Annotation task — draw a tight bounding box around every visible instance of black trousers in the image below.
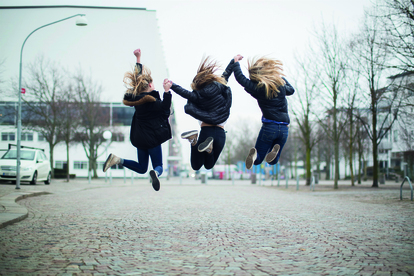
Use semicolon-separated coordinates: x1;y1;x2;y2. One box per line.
190;126;226;170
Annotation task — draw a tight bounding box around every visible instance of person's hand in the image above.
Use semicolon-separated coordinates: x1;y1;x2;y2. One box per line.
234;54;243;63
163;78;172;92
134;49;141;63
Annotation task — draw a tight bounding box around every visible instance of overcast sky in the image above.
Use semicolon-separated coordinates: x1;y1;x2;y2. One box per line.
0;0;373;162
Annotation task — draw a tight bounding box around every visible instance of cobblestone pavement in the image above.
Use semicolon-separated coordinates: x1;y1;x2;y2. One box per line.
0;178;413;275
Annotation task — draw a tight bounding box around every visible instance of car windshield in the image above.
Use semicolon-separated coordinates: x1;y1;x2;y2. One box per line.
1;150;35;160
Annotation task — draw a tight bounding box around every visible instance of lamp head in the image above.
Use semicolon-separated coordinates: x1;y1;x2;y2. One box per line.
103;130;112;140
76;15;88;26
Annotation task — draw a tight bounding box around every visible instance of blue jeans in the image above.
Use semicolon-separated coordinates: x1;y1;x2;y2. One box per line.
122;145;163;176
254;123;288;165
191;126;226;170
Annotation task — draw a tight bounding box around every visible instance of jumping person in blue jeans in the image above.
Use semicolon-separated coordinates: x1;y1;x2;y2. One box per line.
165;57;233;170
103;49;172;191
227;54;295;169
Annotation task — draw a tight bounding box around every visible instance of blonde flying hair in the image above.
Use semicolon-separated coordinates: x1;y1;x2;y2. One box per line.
248;57;286;99
123;66;153;95
191;56;227;91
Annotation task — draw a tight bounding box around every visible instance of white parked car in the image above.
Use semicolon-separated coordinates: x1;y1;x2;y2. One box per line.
0;148;52;185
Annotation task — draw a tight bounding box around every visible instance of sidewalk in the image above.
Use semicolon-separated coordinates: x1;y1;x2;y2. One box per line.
1;176;412;229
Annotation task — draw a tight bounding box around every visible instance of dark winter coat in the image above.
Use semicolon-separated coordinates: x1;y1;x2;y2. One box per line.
123;89;172;150
231;61;295;124
171;81;232;125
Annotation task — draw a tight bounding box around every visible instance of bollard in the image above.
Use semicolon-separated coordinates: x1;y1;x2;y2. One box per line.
400;176;413;201
251;173;257;184
296;174;299;190
201;173;206;184
310;176;315;191
285;169;288;189
278;172;280;187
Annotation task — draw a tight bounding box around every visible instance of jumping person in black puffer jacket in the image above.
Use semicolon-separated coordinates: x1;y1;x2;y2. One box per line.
166;57;233;171
226;54;295;170
103;48;172;191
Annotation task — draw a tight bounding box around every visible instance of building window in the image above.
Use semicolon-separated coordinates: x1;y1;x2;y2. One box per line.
38;133;45;141
111;133;125;142
393;130;398;142
21;132;33;141
55;161;67;169
74;161;88;170
1;132;15;141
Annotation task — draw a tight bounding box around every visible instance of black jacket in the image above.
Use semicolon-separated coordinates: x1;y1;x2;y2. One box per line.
171;81;232;125
231;61;295;124
123;64;172;149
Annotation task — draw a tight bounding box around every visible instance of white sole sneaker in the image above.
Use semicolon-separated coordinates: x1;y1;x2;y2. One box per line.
265;144;280;163
150;170;160;191
198;137;214;153
103;154;114;172
181;130;198;139
245;148;257;170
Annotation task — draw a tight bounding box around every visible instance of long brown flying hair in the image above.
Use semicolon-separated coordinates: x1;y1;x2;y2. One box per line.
123;66;153;95
191;56;227;90
248;57;285;99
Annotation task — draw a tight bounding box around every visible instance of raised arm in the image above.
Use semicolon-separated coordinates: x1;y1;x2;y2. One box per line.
170;83;200;102
233;61;259;95
221;59;235;82
133;48;143;75
282;77;295;96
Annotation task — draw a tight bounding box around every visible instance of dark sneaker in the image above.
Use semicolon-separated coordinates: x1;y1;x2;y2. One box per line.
181;130;198;146
103;153;121;172
245;148;257;170
150;170;160;191
265;144;280;163
198;137;214;153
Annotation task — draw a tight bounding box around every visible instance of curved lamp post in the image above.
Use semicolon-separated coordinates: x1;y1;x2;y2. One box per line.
16;14;88;189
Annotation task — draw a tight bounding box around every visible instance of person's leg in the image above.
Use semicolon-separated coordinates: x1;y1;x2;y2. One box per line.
204;127;225;170
268;125;289;165
253;123;278;165
122;148;149;174
148;145;163;176
190;128;208;170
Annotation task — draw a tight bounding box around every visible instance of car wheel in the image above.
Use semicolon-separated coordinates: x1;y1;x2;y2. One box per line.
30;171;37;185
44;172;51;185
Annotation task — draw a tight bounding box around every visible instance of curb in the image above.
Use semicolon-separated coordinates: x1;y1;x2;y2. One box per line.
0;191;51;229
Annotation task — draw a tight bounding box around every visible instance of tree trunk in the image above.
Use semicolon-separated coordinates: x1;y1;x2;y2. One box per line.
349;115;355;186
333;93;339;189
49;143;55;178
66;140;70;182
305;145;311;186
357;147;362;184
371;88;378;188
372;141;379;187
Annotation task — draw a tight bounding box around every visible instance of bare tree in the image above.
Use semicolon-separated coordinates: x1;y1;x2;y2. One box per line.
20;56;68;175
313;22;348;189
375;0;414;73
57;90;82;182
73;71;109;178
351;10;401;187
291;53;322;185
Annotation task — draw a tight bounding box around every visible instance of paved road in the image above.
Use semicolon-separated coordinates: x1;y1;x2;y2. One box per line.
0;178;413;275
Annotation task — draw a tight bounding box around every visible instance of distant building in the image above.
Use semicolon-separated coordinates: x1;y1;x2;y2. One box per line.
0;101;182;179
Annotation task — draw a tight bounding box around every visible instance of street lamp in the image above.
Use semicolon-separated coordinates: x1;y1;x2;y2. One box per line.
16;14;88;189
